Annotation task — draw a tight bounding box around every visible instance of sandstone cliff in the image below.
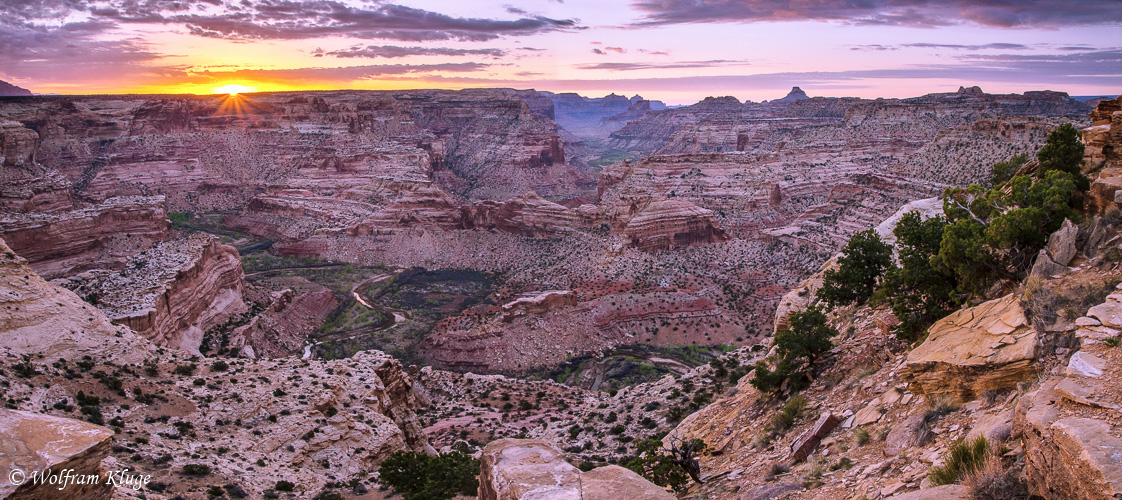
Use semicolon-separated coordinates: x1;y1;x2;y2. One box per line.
0;196;168;279
54;234;248;354
0;236;149;363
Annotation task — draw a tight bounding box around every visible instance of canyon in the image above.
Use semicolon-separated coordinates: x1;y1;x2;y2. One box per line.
0;86;1114;499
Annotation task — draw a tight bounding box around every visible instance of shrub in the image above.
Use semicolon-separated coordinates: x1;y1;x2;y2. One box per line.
181;464;212;476
771;395;807;433
853;427;870;446
819;229;892;308
625;437;706;491
378;450;479;500
964;451;1028;500
989;154;1028;188
929;437;988;486
274;480;295;492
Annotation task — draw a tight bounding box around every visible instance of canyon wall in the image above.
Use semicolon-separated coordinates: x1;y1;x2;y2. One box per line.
54;234;249;354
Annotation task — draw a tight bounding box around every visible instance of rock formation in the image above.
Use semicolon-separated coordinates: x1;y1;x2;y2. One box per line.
0;409;115;500
0;196;168;279
0;236;149;363
0;80;33;96
230;288;337;358
478;439;672;500
1085;96;1122;213
901;295;1039;402
54;234;249;354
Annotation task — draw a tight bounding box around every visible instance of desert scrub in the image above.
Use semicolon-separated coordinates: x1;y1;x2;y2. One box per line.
853;426;870;446
771;395;808;433
929;436;989;485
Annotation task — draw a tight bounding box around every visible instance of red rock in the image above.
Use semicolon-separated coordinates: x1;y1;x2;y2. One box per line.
789;412;841;462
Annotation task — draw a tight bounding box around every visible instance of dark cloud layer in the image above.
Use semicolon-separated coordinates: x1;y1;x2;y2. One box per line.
632;0;1122;28
318;45;506;58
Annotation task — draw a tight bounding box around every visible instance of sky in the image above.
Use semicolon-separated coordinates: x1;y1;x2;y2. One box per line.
2;0;1121;104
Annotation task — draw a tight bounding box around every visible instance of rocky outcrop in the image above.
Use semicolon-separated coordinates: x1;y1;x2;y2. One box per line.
773;86;809;103
500;290;576;323
621;199;729;252
0;196;168;278
0;120;37;167
0;409;114;500
1086;96;1122;214
478;439;672;500
788;412;840;461
901;294;1039;401
464;192;600;237
0;80;32;97
230;288;337;358
1017;379;1122;500
0;237;149;363
54;234;248;353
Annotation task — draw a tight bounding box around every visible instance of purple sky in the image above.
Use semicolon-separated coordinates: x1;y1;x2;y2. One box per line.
2;0;1120;103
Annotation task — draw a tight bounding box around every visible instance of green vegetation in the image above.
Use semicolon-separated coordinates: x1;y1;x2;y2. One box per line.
929;436;989;486
881;212;956;340
377;450;479;500
989;153;1028;188
625;437;707;491
770;395;808;433
750;308;837;394
168;211;194;231
935;125;1084;294
819;229;893;308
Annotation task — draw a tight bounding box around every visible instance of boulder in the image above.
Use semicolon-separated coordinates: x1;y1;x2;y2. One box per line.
1030;249;1070;278
1017;379;1122;500
479;439;581;500
789;412;841;461
479;439;672;500
739;481;803;500
901;294;1039;402
1046;218;1078;266
884;413;928;456
579;465;674;500
0;409;115;499
1067;351;1107;378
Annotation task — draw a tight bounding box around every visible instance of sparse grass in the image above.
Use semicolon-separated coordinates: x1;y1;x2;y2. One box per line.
1106;337;1121;348
930;436;989;486
1021;276;1121;332
771;395;808;433
853;426;870;446
801;456;827;488
926;394;960;419
964;451;1028;500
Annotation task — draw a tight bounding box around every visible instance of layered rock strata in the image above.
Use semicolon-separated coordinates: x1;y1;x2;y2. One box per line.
54;234;248;353
0;196;168;279
0;237;149;363
901;294;1039;402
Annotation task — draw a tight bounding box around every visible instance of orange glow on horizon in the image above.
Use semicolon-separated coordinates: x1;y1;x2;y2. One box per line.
211;84;258;95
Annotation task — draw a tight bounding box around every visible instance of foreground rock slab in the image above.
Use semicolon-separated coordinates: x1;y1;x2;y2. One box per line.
479;438;672;500
901;294;1038;401
0;409;115;500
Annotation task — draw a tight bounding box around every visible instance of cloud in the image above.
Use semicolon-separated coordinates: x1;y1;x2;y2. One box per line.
592;48;606;55
575;60;747;71
189;62;491;84
6;1;578;43
320;45;506;58
904;42;1028;50
604;46;626;53
631;0;1122;28
852;42;1028;51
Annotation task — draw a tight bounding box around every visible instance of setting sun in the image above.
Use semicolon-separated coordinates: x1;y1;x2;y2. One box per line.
211;84;257;95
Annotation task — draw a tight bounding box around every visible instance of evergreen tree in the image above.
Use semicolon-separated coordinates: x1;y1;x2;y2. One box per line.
1037;123;1086;182
750;308;837;394
818;229;893;308
882;212;956;340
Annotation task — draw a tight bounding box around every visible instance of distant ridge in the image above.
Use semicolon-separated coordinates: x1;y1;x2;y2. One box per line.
0;80;32;96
